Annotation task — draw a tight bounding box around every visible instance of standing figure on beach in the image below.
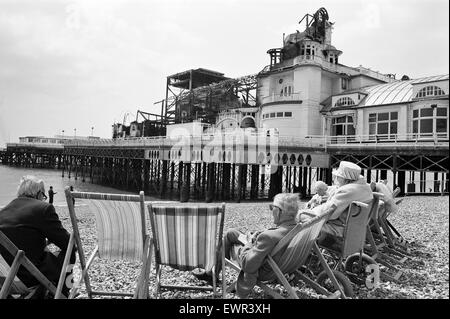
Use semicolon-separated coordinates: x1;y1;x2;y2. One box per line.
0;175;76;298
69;186;75;206
48;186;57;205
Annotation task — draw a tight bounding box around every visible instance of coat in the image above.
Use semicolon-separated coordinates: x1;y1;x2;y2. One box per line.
0;196;76;286
235;220;297;298
313;177;373;237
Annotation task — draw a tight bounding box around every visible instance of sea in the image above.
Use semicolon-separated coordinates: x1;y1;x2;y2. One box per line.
0;165;137;208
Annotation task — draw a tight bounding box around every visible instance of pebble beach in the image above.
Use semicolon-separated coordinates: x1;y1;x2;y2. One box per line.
54;195;449;299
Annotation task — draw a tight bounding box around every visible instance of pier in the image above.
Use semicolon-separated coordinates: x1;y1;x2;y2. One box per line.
1;133;448;202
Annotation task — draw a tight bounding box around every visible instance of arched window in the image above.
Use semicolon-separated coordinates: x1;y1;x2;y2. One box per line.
415;86;446;98
334;97;355;107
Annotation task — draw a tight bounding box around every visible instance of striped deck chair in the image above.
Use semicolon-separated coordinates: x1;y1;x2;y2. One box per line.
365;193;407;283
378;188;411;253
225;208;349;299
147;203;226;298
65;187;152;299
369;191;409;263
0;230;70;299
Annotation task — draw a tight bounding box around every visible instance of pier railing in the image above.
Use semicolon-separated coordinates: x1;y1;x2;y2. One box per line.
61;132;449;150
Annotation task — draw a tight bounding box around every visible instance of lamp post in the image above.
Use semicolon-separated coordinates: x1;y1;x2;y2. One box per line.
91;126;94;137
74;128;77;139
62;130;65;138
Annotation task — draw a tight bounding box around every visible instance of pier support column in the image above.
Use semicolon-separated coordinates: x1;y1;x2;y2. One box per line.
222;163;231;200
250;164;259;199
159;160;168;199
236;164;244;203
366;169;372;183
180;162;190;202
380;170;387;181
269;165;282;200
302;167;308;199
206;163;215;203
433;172;440;193
397;171;406;196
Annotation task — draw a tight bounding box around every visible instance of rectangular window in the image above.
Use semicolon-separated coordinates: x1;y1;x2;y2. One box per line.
377;123;389;135
369;114;376;122
270;113;275;118
413;120;418;133
436;119;447;132
277;112;283;117
341;78;348;90
437;108;447;116
390;112;398;120
369;123;376;135
420;119;433;133
284;112;292;117
390;122;398;134
420;108;433;117
378;113;389;121
347;124;355;135
413;110;419;118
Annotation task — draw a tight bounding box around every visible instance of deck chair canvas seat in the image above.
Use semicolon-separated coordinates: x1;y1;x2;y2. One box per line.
0;230;70;299
147;203;226;298
377;188;411;253
65;187;151;299
225;207;349;299
364;193;407;283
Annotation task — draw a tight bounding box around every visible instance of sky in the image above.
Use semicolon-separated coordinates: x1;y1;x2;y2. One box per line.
0;0;448;147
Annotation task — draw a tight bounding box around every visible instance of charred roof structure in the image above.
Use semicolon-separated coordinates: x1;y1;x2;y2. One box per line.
163;68;257;125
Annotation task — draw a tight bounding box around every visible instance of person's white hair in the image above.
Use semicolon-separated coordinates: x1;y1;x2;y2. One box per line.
272;193;299;218
17;175;45;198
314;181;328;193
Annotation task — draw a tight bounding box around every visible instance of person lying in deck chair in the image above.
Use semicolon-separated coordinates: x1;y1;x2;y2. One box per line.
193;193;299;298
0;176;76;298
297;161;373;243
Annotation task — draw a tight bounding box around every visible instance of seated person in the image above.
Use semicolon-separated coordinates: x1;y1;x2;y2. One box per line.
193;193;299;298
0;175;76;298
370;181;398;215
305;181;329;209
298;161;373;243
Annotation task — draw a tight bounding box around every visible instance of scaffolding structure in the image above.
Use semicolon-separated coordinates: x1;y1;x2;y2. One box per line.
164;68;258;125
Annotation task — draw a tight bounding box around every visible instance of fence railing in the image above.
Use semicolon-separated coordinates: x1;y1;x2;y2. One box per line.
59;132;449;149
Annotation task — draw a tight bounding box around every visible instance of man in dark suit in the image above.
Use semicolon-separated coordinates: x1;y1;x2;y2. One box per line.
0;176;76;298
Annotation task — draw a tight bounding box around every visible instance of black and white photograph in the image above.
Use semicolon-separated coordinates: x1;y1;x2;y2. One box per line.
0;0;448;308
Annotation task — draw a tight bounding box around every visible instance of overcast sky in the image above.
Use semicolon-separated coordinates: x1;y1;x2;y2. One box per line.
0;0;448;147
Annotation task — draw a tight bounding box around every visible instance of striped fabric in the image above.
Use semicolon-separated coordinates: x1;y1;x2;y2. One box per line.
266;210;331;281
276;218;327;275
86;200;144;262
0;254;28;293
150;206;220;272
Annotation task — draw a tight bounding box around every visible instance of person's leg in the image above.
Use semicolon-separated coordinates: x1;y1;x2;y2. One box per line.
39;250;73;297
194;228;244;281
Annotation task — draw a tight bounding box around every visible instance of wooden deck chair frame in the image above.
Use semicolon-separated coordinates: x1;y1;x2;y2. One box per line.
316;200;376;288
365;193;407;283
370;191;410;261
378;188;411;253
147;203;226;299
65;187;152;299
225;208;348;299
0;230;71;299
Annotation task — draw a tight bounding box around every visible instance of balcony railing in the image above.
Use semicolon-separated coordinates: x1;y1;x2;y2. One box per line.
260;92;303;105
